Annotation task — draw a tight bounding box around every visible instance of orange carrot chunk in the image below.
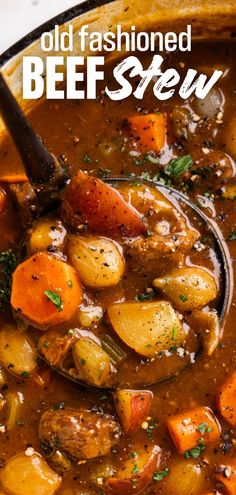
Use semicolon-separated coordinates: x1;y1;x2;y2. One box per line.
218;372;236;426
11;252;82;329
63;171;147;237
129;113;167;152
166;406;221;455
215;460;236;495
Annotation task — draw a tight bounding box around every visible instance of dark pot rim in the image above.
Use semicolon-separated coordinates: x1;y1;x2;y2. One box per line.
0;0;114;68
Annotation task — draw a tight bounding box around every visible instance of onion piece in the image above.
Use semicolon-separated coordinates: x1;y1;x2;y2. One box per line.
194;88;224;118
0;325;37;377
73;337;112;387
164;460;205;495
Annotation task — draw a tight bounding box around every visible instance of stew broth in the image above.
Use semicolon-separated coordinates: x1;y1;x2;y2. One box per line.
0;40;235;495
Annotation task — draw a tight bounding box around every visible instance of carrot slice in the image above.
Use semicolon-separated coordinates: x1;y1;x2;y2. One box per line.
0;188;7;213
215;460;236;495
0;174;28;183
11;252;82;329
63;171;147;237
129;113;167;152
218;372;236;426
166;406;221;454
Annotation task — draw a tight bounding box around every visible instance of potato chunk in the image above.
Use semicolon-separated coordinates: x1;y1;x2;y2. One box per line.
153;267;217;311
0;452;61;495
114;389;153;434
104;444;161;495
0;324;37;377
67;235;125;289
107;301;185;358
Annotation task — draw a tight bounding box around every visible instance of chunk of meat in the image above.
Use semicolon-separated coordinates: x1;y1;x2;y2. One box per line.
125;223;199;267
9;182;40;227
38;330;78;367
189;309;221;356
119;183;200;266
39;408;121;460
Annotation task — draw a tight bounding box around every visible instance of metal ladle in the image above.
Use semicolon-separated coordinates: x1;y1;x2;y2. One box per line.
0;71;232;387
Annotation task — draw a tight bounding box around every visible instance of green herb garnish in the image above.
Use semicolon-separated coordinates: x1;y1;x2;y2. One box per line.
51;401;65;411
83;154;93;163
21;371;29;378
179;294;188;302
185;445;205;459
132;464;139;474
229;231;236;241
135;290;155;302
165;155;193;178
197;422;213;435
129;451;140;459
146;419;158;439
45;289;63;312
98;167;111;178
145;154;159;164
172;326;178;341
0;250;17;311
153;468;170;481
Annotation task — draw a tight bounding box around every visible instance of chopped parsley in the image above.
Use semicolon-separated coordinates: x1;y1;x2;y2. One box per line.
172;326;178;341
0;250;18;311
153;468;170;482
185;444;205;459
185;422;213;459
98;167;111;178
145;154;159;164
165;155;193;178
229;231;236;241
129;451;140;459
83;154;93;163
135;290;155;302
132;464;139;475
51;401;65;411
17;419;25;427
146;418;158;439
179;294;188;302
21;371;29;378
45;289;63;312
197;422;213;435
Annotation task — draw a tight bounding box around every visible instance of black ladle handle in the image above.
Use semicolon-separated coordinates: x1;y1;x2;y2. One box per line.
0;72;65;189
